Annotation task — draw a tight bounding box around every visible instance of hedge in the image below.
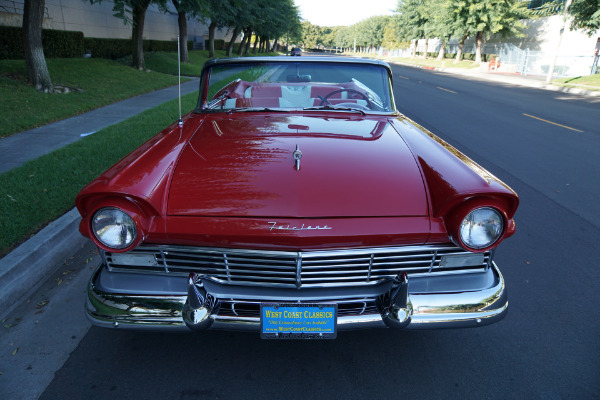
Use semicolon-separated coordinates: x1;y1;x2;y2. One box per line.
0;26;193;60
84;38;193;59
0;26;84;59
206;39;226;50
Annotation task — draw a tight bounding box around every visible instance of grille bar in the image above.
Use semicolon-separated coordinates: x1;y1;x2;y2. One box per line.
105;244;492;288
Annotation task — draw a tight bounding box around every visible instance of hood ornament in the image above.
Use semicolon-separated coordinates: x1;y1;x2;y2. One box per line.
293;145;302;171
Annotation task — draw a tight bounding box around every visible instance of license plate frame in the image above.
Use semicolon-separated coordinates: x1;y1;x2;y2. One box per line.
260;303;337;339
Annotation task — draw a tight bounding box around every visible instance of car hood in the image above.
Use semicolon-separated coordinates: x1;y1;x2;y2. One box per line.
167;114;428;218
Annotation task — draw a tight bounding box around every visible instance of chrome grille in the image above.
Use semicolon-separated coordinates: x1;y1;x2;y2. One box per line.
104;245;492;288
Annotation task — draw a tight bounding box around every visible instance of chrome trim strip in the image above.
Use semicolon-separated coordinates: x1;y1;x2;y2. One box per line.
428;250;437;273
100;249;110;272
487;248;495;270
295;252;302;288
223;254;231;282
158;250;168;273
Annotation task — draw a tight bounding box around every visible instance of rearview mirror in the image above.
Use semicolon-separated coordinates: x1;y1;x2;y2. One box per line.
286;74;312;83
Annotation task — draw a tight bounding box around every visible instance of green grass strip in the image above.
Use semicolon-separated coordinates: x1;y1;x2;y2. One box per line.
0;58;186;138
553;73;600;91
387;57;480;69
0;93;198;257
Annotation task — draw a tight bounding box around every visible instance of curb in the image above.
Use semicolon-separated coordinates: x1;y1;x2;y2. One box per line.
390;61;600;98
0;207;87;318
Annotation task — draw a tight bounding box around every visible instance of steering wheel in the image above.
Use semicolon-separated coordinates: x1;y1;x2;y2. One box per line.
319;89;372;108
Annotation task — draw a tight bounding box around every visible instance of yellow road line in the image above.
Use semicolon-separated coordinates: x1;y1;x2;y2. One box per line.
436;86;456;94
522;113;583;133
398;75;409;80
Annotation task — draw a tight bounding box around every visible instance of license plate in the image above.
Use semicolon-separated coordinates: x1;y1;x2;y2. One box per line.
260;304;337;339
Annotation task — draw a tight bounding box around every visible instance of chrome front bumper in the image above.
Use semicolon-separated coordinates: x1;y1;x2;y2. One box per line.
85;262;508;332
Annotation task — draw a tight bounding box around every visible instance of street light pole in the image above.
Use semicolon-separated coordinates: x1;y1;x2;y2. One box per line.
286;31;289;56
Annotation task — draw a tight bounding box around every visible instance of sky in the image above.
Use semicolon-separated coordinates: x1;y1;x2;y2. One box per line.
294;0;398;27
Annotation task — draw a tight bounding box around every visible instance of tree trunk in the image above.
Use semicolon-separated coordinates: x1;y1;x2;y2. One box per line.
270;37;278;52
475;31;484;63
261;37;268;53
176;10;188;63
245;30;252;54
437;39;446;60
208;22;216;58
252;35;259;54
131;0;150;70
23;0;53;92
454;34;468;63
238;29;248;56
423;38;429;59
226;26;241;57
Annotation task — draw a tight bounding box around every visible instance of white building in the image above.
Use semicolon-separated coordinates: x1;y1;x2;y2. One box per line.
0;0;230;44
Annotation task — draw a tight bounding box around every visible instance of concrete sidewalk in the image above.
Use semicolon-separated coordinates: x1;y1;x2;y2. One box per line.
0;77;200;174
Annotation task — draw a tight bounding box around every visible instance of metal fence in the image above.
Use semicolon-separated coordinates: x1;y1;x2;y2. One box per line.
361;41;595;77
497;43;595;76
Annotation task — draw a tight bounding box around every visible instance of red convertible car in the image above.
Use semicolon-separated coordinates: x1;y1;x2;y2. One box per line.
76;57;518;338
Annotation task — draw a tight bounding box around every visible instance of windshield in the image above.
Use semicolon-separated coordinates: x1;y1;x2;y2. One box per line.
198;60;395;114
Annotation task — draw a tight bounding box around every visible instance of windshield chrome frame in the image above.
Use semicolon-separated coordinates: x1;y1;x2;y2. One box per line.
195;57;398;116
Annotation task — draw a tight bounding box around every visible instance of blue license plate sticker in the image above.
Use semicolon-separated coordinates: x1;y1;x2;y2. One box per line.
260;304;337;339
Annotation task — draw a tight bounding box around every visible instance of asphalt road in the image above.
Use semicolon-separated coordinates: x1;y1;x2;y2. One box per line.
3;65;599;400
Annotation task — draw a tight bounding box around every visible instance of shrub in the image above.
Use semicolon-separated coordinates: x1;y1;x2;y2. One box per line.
83;38;131;59
84;38;193;59
0;26;84;59
206;39;226;50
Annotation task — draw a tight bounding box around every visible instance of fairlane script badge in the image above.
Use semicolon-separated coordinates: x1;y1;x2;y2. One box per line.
268;222;332;231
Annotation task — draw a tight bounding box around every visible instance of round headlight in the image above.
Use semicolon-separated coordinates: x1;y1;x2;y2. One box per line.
459;207;504;249
92;207;137;249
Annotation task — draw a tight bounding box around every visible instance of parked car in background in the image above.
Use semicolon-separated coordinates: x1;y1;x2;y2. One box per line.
290;47;302;56
77;57;519;338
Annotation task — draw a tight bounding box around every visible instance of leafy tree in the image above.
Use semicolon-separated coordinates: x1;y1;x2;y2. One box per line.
320;26;336;48
302;20;322;48
382;18;403;49
355;16;390;49
198;0;235;57
445;0;527;63
430;0;456;59
202;0;299;57
334;26;354;50
568;0;600;35
23;0;53;92
251;0;300;53
395;0;431;57
88;0;167;69
171;0;209;63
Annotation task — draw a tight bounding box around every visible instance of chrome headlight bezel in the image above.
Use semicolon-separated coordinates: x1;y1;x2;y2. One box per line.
91;207;138;250
459;207;504;250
